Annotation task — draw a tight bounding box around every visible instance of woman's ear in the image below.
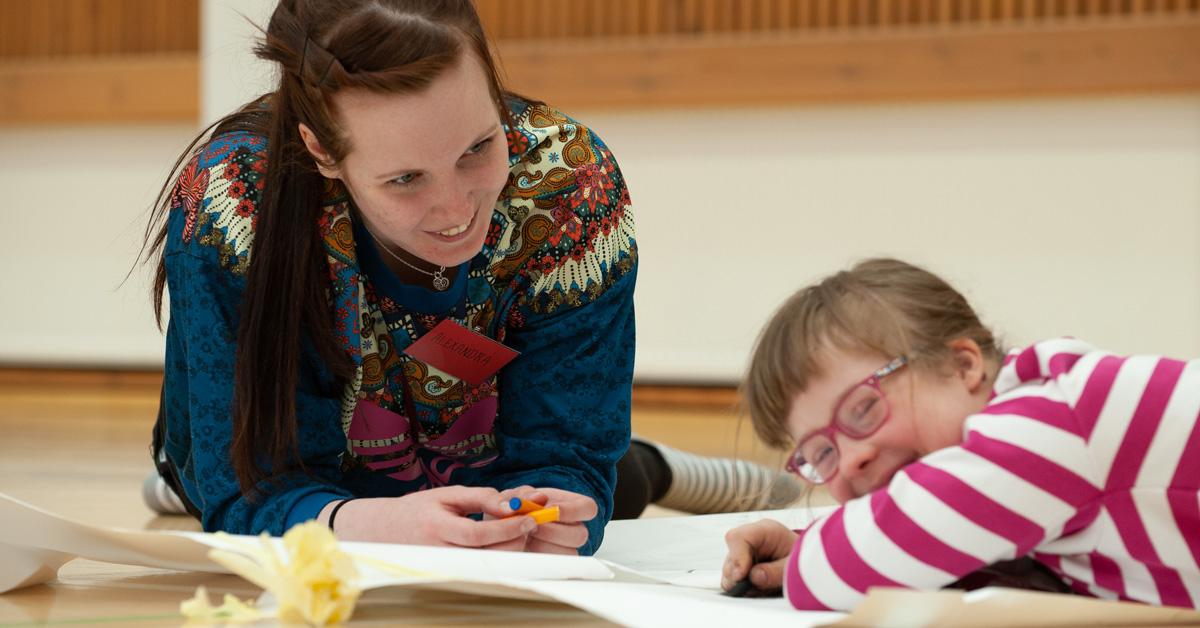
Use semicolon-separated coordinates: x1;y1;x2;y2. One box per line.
948;337;987;393
297;123;340;179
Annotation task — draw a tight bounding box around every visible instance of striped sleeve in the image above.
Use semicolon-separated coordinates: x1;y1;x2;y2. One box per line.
1072;352;1200;606
784;378;1102;611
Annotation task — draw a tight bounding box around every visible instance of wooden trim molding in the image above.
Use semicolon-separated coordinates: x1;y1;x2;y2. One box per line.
631;384;741;409
495;19;1200;110
0;367;742;409
0;367;163;391
0;53;197;125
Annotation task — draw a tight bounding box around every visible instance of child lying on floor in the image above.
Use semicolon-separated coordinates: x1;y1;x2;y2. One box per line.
723;258;1200;610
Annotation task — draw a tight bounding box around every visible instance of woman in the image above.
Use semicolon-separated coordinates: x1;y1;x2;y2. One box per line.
142;0;797;555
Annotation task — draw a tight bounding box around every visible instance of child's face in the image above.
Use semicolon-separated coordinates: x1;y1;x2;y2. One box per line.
784;342;991;503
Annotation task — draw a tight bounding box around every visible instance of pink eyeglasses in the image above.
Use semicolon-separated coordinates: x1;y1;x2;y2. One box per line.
785;356;908;484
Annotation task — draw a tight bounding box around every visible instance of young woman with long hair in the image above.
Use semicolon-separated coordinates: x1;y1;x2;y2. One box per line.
142;0;799;555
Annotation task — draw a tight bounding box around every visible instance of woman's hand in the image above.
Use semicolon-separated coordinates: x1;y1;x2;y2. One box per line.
721;519;798;594
494;486;598;555
321;486;536;551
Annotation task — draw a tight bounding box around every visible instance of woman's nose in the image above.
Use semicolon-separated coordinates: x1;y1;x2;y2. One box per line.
432;179;473;222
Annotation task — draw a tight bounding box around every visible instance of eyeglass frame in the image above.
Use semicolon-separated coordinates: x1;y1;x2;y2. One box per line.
784;355;909;484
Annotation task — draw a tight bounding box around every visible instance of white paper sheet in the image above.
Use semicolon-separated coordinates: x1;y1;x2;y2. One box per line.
596;506;835;586
9;491;1200;627
0;493;218;592
191;531;617;589
525;579;846;628
3;491;841;627
0;492;617;594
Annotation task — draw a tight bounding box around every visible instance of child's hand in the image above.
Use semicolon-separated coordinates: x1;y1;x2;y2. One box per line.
495;486;597;555
324;487;536;550
721;519;799;593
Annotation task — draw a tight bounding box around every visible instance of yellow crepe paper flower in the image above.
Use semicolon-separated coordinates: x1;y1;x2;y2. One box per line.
183;521;362;626
180;586;260;623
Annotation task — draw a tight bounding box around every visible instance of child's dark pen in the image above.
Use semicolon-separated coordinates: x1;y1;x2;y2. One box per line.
723;576;755;597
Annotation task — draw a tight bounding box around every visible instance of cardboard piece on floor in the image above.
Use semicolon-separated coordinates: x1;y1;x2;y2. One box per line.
832;586;1200;627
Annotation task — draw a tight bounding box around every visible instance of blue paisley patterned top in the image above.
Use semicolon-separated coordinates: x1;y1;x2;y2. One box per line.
159;99;637;555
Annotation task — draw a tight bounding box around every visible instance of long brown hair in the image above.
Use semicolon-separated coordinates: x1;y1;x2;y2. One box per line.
742;258;1004;449
139;0;513;496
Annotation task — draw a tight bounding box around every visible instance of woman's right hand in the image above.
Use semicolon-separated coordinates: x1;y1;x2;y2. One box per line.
321;487;537;551
721;519;799;594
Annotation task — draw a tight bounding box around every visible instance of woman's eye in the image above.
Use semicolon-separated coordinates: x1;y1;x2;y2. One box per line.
389;172;419;186
464;138;492;156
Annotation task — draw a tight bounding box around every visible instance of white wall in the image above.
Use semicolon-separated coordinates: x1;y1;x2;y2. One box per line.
200;0;276;124
584;96;1200;381
1;0;1197;382
0;0;273;367
0;124;194;366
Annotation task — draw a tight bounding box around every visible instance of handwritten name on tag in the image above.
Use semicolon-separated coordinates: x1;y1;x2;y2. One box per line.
403;319;519;384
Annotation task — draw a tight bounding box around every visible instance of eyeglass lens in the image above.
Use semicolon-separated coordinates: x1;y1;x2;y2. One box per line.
793;383;888;483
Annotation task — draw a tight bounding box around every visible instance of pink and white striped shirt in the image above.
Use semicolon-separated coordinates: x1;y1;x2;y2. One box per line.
784;337;1200;610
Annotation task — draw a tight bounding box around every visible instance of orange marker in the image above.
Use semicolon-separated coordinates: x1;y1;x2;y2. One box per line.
526;506;560;525
504;498;559;525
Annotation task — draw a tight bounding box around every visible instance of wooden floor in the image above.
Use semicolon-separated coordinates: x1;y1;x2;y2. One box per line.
0;369;820;626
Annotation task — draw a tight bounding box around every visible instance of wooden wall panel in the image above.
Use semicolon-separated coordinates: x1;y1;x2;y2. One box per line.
484;3;1200;109
0;0;198;124
2;0;1195;55
0;0;198;59
475;0;1200;38
0;0;1196;124
495;20;1200;109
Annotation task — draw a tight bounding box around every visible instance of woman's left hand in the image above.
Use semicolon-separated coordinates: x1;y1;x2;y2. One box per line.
495;486;597;555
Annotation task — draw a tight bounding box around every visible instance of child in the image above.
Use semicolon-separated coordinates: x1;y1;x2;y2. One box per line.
722;258;1200;611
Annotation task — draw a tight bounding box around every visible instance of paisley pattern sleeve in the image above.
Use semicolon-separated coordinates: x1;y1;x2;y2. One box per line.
478;103;638;555
159;133;352;535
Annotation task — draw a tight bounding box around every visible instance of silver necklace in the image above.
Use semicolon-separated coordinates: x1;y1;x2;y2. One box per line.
364;227;450;291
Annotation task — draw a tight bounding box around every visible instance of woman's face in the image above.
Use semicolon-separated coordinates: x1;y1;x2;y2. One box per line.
784;344;989;504
304;51;510;268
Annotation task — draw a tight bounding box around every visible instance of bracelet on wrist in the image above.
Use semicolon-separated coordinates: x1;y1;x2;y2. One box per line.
327;497;358;533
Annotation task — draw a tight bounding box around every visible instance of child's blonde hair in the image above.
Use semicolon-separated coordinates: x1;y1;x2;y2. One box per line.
743;258;1004;449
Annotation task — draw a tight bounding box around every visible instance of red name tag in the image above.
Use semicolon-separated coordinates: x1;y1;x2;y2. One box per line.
403;319;519;384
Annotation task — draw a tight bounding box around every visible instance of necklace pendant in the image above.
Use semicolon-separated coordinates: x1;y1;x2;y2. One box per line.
431;271;450;292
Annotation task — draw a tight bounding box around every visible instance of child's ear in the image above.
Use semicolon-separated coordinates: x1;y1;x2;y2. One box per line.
297;123;340;179
948;337;986;392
